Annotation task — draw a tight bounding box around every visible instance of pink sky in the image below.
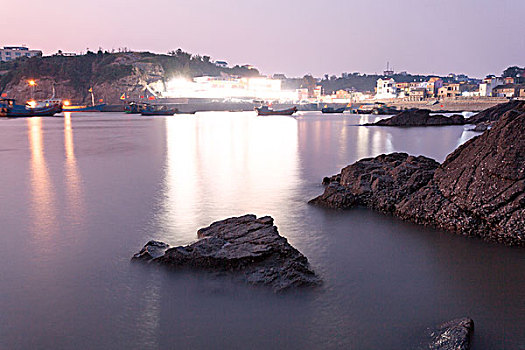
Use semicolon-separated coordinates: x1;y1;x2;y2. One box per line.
4;0;524;78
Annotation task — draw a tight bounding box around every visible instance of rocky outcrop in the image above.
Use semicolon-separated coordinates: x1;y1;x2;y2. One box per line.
468;100;525;125
366;109;466;127
311;107;525;245
422;318;474;350
132;215;321;292
309;153;439;213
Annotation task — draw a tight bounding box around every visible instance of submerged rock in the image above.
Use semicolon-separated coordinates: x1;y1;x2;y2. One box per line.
422;318;474;350
311;107;525;245
132;215;321;292
366;109;466;127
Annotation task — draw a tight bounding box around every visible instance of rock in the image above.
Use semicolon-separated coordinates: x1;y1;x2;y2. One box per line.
468;122;489;132
311;107;525;245
422;318;474;350
309;153;440;214
132;240;169;261
467;100;525;125
366;109;467;127
132;215;321;292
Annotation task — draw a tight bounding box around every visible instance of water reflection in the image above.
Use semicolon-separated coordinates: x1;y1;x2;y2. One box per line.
27;117;57;237
160;113;300;244
63;112;85;224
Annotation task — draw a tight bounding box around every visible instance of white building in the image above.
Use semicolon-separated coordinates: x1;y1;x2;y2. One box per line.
214;60;228;68
479;76;504;97
0;46;42;62
375;78;397;99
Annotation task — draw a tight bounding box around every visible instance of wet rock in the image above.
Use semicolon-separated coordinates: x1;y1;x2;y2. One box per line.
309;153;440;214
467;100;525;125
366;109;466;126
468;122;490;132
422;318;474;350
132;215;321;292
133;240;169;261
311;107;525;245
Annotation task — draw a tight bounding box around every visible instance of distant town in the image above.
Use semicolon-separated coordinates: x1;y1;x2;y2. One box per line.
1;45;524;106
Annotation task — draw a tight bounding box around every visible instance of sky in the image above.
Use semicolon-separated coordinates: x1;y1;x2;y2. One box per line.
3;0;524;78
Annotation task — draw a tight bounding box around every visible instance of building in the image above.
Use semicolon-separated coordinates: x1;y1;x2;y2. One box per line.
479;76;504;96
0;46;42;62
492;84;517;98
214;61;228;68
426;77;443;97
437;83;461;98
375;78;397;99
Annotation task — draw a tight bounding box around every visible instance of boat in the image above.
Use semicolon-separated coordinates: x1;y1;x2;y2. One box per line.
62;103;106;112
125;102;149;114
0;98;62;117
321;107;346;114
255;106;297;116
140;105;178;116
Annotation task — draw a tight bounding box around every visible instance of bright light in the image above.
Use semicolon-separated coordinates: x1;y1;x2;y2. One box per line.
27;100;37;108
63;100;71;106
163;76;297;102
28;80;36;86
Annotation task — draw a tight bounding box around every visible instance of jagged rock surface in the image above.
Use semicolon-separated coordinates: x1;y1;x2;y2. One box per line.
367;109;466;126
311;108;525;245
422;318;474;350
132;215;321;292
468;100;525;125
309;153;439;213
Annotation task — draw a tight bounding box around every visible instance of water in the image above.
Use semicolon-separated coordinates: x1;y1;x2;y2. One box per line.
0;112;523;349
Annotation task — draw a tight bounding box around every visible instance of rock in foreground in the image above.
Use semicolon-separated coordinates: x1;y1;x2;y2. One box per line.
367;109;466;127
133;215;321;292
422;318;474;350
312;107;525;245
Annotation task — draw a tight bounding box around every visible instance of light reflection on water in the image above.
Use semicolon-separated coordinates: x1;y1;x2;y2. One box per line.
0;112;523;350
27;117;58;241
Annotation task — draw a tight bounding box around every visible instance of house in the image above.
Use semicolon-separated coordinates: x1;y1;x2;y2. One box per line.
438;83;461;98
426;77;443;98
492;84;517;98
214;61;228;68
0;46;42;62
375;78;397;99
479;76;504;96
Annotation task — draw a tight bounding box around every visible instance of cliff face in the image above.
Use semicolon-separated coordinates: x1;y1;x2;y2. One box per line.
311;106;525;245
0;51;259;104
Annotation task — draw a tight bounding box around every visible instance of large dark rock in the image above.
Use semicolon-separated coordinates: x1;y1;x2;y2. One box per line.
311;107;525;245
132;215;321;292
309;153;439;213
467;100;525;125
422;318;474;350
367;109;467;126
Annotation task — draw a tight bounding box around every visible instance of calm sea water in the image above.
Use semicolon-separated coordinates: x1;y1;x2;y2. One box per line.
0;112;523;349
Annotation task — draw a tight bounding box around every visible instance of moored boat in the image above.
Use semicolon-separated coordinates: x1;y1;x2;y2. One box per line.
0;98;62;118
322;107;346;114
62;103;106;112
255;106;297;116
140;105;178;116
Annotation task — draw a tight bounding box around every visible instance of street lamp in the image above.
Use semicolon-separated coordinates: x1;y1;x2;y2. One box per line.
28;80;36;100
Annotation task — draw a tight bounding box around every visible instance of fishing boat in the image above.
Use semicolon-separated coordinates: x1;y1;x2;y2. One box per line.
140;105;178;116
125;102;149;114
321;106;346;114
255;106;297;116
0;98;62;118
62;103;106;112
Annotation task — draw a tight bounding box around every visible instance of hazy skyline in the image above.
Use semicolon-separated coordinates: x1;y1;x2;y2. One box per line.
4;0;524;78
